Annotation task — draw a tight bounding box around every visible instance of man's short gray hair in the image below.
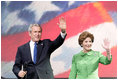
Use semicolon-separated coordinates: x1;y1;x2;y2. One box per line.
28;24;42;32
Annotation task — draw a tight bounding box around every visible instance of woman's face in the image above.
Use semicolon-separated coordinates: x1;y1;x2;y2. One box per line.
81;37;92;53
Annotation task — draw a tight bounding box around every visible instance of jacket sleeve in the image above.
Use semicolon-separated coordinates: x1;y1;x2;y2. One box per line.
49;34;67;54
12;47;22;79
98;52;112;65
69;55;77;79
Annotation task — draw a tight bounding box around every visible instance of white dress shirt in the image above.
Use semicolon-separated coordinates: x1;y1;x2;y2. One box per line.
29;40;35;61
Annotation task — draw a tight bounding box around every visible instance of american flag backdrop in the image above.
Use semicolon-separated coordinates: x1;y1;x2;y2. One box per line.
1;1;117;78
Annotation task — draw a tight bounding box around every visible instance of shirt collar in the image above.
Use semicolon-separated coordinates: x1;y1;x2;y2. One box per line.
80;49;93;56
30;40;42;45
30;40;35;46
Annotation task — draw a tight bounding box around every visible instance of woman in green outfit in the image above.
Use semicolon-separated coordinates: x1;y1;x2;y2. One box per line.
69;31;112;79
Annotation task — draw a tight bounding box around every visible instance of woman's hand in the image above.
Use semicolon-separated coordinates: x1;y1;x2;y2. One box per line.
102;38;111;60
102;38;110;51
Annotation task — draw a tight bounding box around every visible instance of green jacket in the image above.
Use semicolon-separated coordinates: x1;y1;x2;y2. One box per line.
69;50;112;79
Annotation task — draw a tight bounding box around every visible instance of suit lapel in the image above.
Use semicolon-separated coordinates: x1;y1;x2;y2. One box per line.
25;42;33;62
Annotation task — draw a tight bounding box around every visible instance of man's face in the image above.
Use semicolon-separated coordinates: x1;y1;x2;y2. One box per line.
29;26;42;42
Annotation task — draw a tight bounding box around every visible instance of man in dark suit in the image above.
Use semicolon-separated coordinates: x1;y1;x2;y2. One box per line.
12;17;67;79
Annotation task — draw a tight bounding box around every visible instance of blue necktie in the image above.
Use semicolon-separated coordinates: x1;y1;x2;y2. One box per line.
33;42;37;64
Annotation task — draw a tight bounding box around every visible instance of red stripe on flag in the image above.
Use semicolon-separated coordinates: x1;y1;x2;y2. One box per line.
99;1;117;12
41;2;112;40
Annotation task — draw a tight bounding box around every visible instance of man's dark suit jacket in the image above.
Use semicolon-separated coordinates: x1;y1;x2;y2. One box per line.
12;34;66;79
